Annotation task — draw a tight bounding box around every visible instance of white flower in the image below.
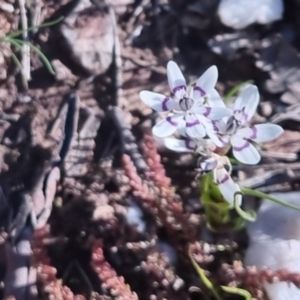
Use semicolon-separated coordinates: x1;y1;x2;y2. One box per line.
214;166;242;207
211;153;242;206
139;61;231;139
202;153;242;207
210;85;284;164
165;137;242;207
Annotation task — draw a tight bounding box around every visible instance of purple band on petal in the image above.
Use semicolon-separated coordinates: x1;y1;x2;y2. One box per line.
186;118;200;128
162;98;170;111
233;141;250;152
249;126;257;139
217;173;230;184
203;107;212;117
185;139;195;150
234;109;248;121
220;136;229;145
194;86;206;97
211;120;219;132
166;116;178;126
173;85;186;94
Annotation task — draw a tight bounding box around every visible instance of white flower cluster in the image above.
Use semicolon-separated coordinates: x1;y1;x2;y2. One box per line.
139;61;283;206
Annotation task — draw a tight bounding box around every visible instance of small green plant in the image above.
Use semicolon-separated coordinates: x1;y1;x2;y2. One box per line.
139;62;300;230
138;61;300;298
189;250;252;300
0;17;63;77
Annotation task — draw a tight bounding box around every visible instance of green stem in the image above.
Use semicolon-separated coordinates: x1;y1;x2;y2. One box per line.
234;192;256;222
224;80;253;101
6;38;55;74
0;16;64;40
241;187;300;211
221;286;252;300
190;254;223;300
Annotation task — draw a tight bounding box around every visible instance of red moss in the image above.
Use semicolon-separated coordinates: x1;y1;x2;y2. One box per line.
141;134;195;241
220;261;300;297
91;240;138;300
31;226;87;300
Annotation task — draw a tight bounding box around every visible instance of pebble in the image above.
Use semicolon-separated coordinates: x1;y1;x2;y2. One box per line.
245;191;300;300
126;201;146;232
218;0;284;29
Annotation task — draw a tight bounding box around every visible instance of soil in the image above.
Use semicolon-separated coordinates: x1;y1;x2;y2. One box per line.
0;0;300;299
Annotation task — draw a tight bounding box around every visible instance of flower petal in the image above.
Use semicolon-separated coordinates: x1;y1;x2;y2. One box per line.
215;168;242;207
231;135;261;164
139;91;180;111
233;85;259;122
207;88;227;108
237;124;284;143
210;120;227;133
195;139;217;154
164;138;196;152
167;61;187;99
193;65;218;100
206;130;228;147
152;114;183;138
192;118;228;147
185;113;206;138
192;106;232;120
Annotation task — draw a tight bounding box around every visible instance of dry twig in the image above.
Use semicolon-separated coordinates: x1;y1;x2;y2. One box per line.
17;0;31;86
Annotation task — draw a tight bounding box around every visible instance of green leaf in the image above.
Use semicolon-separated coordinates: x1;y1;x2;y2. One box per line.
232;216;247;230
8;47;23;71
4;17;64;39
190;254;223;300
190;250;253;300
241;187;300;211
9;47;29;88
229;157;239;165
224;80;253;101
4;37;23;49
201;172;235;227
7;38;55;75
234;203;257;222
221;285;252;300
25;42;55;74
234;192;257;222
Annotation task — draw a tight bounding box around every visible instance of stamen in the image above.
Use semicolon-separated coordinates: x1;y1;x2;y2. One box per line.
179;97;194;111
225;116;238;134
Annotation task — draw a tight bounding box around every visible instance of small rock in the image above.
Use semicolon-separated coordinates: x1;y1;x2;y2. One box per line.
126;202;146;232
208;32;257;60
264;130;300;154
52;59;74;81
0;1;14;13
181;0;220;30
60;0;115;75
157;241;178;265
260;101;273;117
0;68;6;81
255;37;300;104
17;94;31;103
93;204;114;221
172;278;184;291
245;191;300;300
218;0;284;29
110;0;135;15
